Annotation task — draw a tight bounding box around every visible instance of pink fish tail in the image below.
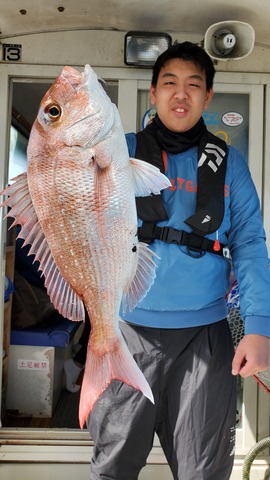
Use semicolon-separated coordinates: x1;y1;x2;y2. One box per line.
79;336;154;428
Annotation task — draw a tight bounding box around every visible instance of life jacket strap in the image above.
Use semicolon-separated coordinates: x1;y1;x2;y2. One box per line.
138;223;226;257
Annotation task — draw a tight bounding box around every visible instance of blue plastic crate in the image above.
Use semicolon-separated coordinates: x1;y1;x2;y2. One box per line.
4;276;14;302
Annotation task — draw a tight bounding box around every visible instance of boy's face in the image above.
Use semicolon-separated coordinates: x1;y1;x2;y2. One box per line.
150;58;213;133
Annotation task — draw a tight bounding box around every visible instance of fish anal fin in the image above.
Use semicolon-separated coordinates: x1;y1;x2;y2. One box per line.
130;157;171;197
79;334;154;428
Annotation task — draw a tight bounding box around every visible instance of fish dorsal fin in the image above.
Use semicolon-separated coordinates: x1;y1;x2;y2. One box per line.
122;242;159;313
1;173;84;322
130;157;171;197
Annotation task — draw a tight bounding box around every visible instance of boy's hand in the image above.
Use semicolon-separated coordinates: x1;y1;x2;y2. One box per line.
232;334;269;378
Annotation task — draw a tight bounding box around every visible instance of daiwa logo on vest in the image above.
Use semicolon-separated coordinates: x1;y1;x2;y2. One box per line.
198;143;226;173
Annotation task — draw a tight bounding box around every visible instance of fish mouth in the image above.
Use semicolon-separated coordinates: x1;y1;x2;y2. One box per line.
68;64;115;148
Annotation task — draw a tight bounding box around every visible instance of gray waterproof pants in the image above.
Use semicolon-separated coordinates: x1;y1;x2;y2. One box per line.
87;319;236;480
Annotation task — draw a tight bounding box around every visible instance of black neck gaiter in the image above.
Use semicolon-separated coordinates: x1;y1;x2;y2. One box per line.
152;115;207;153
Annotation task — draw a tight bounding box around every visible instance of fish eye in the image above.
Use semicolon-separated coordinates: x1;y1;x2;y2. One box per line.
44;103;62;121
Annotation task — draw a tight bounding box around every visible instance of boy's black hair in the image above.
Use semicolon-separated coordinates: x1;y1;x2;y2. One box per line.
151;41;216;91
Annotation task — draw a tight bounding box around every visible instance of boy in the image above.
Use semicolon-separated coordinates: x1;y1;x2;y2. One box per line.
87;42;270;480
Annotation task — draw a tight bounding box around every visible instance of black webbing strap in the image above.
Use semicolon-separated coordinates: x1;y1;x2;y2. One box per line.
138;223;226;257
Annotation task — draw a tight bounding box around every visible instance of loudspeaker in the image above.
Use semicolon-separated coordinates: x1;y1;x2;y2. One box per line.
204;20;255;61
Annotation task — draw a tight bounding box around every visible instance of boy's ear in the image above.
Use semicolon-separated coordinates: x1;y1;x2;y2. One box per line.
150;84;157;105
205;88;214;109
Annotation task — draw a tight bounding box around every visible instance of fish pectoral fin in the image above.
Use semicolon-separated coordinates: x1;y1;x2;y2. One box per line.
79;335;154;428
122;242;159;313
130;157;171;197
1;173;85;322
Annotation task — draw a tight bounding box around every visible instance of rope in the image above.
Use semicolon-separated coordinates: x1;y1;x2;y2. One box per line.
242;437;270;479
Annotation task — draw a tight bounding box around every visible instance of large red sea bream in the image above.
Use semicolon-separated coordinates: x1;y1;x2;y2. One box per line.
1;65;170;427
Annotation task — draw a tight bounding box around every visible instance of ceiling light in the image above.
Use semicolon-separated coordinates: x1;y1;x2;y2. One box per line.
124;31;172;67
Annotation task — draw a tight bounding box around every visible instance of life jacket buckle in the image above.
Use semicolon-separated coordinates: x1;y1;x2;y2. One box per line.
159;227;184;245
